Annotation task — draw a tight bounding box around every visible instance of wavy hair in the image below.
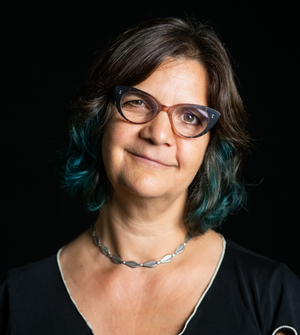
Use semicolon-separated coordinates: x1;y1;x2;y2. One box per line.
59;17;249;235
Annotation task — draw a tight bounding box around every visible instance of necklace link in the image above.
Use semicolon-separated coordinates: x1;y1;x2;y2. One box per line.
91;224;191;269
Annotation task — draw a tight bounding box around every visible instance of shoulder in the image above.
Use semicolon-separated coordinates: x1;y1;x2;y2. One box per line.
222;238;300;333
223;238;300;293
225;238;295;272
7;252;58;277
3;253;63;312
225;238;279;263
0;251;90;334
3;253;66;315
5;253;61;295
0;254;61;334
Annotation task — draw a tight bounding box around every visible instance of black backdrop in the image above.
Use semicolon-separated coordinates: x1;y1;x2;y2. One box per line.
1;1;299;277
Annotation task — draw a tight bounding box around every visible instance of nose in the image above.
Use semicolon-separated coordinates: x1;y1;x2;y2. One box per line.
139;110;176;146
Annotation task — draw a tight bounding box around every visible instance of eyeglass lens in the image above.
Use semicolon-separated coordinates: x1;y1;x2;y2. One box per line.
120;92;209;137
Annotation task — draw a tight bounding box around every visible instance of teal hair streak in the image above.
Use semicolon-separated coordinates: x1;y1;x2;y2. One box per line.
60;112;107;211
60;114;246;231
187;139;246;233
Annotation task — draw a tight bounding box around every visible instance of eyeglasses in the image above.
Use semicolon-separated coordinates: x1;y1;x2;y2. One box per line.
113;85;220;138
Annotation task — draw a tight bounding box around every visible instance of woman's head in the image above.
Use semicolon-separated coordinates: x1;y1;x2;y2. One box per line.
102;58;211;210
60;17;249;235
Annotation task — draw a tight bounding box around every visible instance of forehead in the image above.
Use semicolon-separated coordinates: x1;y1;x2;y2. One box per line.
133;58;209;106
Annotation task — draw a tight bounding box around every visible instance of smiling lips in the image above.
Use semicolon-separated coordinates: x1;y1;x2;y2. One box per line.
129;151;176;167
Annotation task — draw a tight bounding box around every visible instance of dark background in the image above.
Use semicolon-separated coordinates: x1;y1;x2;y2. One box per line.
1;1;299;277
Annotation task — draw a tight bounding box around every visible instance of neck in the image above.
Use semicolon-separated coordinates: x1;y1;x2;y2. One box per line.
94;191;188;264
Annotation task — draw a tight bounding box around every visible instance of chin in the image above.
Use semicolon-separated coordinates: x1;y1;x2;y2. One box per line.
116;174;171;200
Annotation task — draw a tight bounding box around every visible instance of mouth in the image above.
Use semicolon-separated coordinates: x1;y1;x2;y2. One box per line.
128;151;174;167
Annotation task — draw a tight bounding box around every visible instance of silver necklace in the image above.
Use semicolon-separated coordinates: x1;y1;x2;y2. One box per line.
91;224;191;268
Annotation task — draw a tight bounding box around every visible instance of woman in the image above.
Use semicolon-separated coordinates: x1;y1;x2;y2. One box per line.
1;17;299;335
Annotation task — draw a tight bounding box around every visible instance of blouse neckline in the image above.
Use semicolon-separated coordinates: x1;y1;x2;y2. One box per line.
56;235;226;335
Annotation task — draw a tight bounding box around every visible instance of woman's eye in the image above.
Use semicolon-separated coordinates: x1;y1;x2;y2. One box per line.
126;100;145;107
182;112;200;124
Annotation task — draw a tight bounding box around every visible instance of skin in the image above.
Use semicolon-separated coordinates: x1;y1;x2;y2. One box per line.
59;59;225;334
98;57;212;262
58;58;290;335
103;58;210;203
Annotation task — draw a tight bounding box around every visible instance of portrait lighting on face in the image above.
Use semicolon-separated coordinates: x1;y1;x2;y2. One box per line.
3;15;299;335
113;85;221;138
59;17;249;235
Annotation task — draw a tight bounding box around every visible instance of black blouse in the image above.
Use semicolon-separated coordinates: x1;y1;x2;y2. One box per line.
1;238;299;335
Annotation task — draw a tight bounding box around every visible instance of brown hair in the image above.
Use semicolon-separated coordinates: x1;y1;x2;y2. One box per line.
61;17;249;235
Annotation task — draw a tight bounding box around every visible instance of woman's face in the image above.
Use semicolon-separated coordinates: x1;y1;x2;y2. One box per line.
102;58;210;203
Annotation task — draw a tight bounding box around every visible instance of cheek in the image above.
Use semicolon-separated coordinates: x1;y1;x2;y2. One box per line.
101;121;120;178
177;134;209;177
101;118;139;176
